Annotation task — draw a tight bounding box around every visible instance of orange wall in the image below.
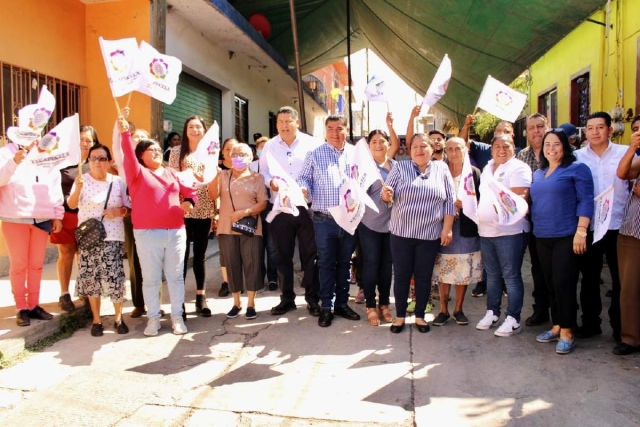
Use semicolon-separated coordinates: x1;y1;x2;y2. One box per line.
85;0;151;142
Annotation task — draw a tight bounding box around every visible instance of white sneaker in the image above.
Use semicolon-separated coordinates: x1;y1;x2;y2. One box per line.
144;318;161;337
172;317;188;335
494;315;522;337
476;310;499;330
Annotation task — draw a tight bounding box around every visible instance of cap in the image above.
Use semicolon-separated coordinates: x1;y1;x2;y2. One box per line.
558;123;578;138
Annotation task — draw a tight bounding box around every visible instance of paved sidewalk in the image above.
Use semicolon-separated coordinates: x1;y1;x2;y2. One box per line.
0;248;638;426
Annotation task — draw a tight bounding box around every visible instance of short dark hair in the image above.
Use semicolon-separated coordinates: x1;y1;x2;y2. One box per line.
491;134;515;146
630;115;640;128
428;129;446;139
325;115;348;127
86;143;112;161
367;129;389;144
135;139;161;167
527;113;549;126
586;111;612;128
79;125;100;145
409;133;433;147
276;106;299;121
539;129;576;169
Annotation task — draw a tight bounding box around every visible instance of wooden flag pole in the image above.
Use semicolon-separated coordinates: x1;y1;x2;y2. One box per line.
125;92;133;109
114;97;122;117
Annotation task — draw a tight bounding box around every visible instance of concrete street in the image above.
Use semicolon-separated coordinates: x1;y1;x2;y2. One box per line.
0;239;638;426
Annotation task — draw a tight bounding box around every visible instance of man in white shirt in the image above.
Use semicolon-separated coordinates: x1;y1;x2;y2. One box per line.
259;106;322;317
574;112;627;341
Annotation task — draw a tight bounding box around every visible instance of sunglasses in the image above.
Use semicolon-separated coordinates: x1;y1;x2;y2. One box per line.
88;156;109;162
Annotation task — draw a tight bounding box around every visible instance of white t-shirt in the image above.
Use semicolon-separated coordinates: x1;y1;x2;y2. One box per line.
72;173;130;242
478;157;532;237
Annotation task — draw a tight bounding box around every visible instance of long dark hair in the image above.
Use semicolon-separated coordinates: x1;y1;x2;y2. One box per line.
135;140;161;167
539;129;576;170
179;116;208;170
165;131;180;150
367;129;389;144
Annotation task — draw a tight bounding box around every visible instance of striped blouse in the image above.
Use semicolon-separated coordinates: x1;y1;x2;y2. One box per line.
620;176;640;240
385;160;456;240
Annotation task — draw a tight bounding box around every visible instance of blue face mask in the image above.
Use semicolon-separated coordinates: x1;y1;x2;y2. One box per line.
256;149;263;158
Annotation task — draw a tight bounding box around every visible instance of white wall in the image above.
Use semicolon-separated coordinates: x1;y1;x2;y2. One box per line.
166;13;326;141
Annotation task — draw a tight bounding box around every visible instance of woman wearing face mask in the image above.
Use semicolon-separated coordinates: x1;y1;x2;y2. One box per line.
216;137;238;297
208;143;267;319
169;116;217;318
67;143;131;337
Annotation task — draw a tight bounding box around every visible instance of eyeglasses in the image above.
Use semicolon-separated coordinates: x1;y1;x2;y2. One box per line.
230;153;249;158
88;157;108;162
146;148;163;153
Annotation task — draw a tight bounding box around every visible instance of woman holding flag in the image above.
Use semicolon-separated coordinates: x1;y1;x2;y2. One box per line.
432;137;482;326
169;116;217;318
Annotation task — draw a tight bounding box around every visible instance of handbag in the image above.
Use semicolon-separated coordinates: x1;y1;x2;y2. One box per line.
228;173;258;237
75;180;113;250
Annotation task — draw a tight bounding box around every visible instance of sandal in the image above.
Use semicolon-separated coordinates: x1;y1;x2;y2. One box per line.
378;305;393;323
366;308;380;326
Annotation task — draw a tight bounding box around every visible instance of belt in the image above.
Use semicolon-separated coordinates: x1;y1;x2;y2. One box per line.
313;211;333;219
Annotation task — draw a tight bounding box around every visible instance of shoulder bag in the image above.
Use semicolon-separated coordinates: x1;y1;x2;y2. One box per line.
228;173;258;236
75;180;113;250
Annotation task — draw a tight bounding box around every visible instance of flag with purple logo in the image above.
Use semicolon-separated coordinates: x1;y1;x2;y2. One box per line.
99;37;142;97
422;54;452;107
18;85;56;133
178;121;220;188
25;114;81;172
136;41;182;104
476;75;527;122
458;153;478;224
364;75;387;103
264;151;307;223
486;175;528;225
593;185;614;244
353;138;383;205
328;179;368;235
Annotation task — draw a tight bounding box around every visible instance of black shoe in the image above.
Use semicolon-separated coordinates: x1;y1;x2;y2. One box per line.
114;320;129;334
91;323;104;337
130;307;146;318
432;312;450;326
575;325;603;338
195;294;212;317
28;305;53;320
390;322;405;334
524;310;550;327
268;281;278;291
453;311;469;325
208;232;215;240
270;301;297;315
613;343;640;355
318;310;334;327
182;303;187;322
16;309;30;327
58;294;75;312
416;322;430;333
218;282;230;297
471;282;486;297
307;302;321;317
245;307;257;320
227;305;241;319
333;305;361;321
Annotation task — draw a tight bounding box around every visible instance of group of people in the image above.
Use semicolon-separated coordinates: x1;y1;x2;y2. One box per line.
1;104;639;357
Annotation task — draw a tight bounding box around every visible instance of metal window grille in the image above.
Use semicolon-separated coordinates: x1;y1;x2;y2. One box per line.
1;62;87;144
234;95;248;142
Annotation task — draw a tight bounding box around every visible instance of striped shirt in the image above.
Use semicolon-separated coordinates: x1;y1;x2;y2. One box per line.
297;142;356;215
361;159;396;233
620;177;640;239
385;160;456;240
517;146;541;173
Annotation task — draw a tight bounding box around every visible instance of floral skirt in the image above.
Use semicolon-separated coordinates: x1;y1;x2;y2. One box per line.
76;241;126;302
432;251;483;286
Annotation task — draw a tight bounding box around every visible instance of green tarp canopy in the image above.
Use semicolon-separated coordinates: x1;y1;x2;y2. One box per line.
229;0;606;124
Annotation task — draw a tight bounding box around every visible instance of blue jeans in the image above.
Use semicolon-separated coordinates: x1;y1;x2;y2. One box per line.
357;223;392;308
480;233;528;322
134;228;187;319
313;214;357;310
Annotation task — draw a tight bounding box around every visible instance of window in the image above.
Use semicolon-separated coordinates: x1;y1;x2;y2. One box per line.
571;72;590;127
234;95;248;142
268;111;276;138
1;62;86;142
538;88;558;128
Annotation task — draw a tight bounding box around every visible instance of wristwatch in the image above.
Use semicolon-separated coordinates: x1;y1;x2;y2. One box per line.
576;229;587;238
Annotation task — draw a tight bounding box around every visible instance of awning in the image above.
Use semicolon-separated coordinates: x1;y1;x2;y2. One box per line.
228;0;606;124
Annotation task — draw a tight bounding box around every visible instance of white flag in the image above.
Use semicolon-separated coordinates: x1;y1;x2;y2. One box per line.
135;41;182;104
25;114;81;172
364;75;387;103
353;138;383;200
18;85;56;133
180;121;220;188
99;37;142;97
328;179;368;235
476;75;527;123
458;153;478;224
486;176;528;225
593;185;614;244
264;151;307;222
6;127;41;147
422;54;452;107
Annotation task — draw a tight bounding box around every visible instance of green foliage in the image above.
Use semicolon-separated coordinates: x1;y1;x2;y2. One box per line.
473;72;532;141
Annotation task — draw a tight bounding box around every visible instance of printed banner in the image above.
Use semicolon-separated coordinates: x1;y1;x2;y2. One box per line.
364;75;387;103
328;179;368;235
486;176;528;225
264;151;307;222
99;37;142;97
25;113;81;172
353;138;383;202
6;127;41;147
18;85;56;133
593;185;614;244
422;54;452;107
179;121;220;188
476;75;527;123
135;41;182;104
458;153;478;224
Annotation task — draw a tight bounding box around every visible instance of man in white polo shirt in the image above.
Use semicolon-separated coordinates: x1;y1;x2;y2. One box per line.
574;111;628;342
259;106;322;317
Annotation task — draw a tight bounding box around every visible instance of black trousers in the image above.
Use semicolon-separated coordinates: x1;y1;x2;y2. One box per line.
578;229;621;333
124;216;144;309
527;231;549;312
270;208;319;304
183;218;212;291
536;235;578;329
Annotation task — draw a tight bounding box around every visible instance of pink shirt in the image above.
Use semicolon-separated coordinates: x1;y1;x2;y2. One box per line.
121;132;197;230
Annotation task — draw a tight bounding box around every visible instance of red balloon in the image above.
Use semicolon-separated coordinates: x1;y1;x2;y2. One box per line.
249;14;271;39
